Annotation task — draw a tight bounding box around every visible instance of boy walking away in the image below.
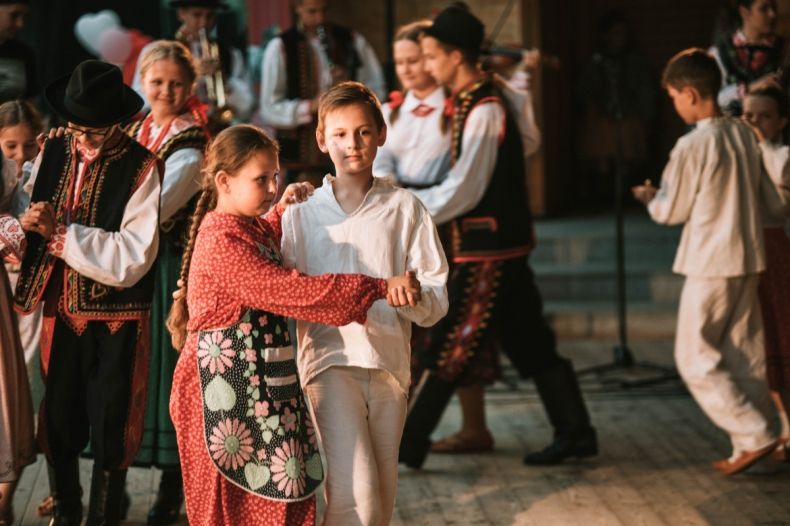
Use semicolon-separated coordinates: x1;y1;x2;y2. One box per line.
633;48;789;476
281;81;448;525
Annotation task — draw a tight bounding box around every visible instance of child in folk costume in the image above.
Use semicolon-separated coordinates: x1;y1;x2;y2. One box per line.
0;151;35;526
128;40;209;525
5;60;162;525
281;82;449;525
633;48;789;475
166;124;421;526
0;100;44;404
397;7;595;471
743;87;790;461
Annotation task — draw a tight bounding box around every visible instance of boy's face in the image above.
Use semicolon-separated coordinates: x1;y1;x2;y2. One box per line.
740;0;777;38
667;85;698;124
0;4;27;42
420;36;458;87
317;103;386;178
296;0;328;32
177;7;216;37
744;94;787;142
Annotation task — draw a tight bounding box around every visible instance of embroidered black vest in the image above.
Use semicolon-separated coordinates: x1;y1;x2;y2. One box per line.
128;121;207;250
14;134;160;319
277;25;358;168
449;77;533;262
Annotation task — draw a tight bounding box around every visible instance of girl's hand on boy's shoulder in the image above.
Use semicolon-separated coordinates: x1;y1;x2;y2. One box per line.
279;182;315;208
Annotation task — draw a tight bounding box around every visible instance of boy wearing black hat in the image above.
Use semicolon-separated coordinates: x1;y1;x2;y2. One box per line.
400;6;597;469
0;0;36;104
5;60;161;526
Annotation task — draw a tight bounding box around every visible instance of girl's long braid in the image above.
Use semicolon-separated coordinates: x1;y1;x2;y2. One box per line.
165;187;216;350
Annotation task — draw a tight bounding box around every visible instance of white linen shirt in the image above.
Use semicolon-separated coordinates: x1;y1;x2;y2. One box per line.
259;32;386;129
280;175;449;394
373;87;451;187
648;117;788;277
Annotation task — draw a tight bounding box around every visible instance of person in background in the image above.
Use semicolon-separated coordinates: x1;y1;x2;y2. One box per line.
259;0;385;187
0;0;36;104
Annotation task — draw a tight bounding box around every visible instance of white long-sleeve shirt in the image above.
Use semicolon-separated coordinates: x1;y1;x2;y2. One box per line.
23;139;161;288
281;175;448;394
259;31;385;129
373;87;452;186
648;117;788;277
758;140;790;228
412;101;503;225
133;112;204;225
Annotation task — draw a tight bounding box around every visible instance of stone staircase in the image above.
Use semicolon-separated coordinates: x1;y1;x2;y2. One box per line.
531;211;682;340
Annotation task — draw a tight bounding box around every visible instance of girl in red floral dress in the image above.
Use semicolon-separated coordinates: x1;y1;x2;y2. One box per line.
167;125;420;525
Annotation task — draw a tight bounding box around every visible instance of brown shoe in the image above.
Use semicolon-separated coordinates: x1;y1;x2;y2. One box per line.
431;431;494;454
771;439;790;462
712;440;779;476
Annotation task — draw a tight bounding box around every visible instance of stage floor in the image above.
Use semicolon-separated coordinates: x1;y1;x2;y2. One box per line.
12;341;790;525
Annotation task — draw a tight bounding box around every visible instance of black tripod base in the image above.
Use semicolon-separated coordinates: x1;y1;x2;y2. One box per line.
577;345;679;389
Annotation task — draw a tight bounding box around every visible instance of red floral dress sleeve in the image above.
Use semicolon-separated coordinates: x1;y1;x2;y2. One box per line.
260;202;286;245
207;227;388;326
0;214;26;264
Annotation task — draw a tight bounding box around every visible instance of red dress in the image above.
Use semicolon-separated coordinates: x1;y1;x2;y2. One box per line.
759;227;790;390
170;205;387;526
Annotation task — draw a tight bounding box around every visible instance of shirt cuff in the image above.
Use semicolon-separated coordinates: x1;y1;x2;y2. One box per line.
295;100;313;126
47;224;68;258
375;278;388;299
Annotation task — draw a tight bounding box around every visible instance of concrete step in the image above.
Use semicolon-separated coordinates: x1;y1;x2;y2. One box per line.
543;300;677;341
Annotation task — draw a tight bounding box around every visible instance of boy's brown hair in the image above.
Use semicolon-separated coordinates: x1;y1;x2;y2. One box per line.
316;81;386;135
661;48;722;99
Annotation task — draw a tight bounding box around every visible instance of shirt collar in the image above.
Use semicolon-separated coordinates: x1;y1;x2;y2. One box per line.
402;87;445;113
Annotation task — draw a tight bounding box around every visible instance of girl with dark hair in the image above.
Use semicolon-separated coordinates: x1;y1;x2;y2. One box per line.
711;0;784;115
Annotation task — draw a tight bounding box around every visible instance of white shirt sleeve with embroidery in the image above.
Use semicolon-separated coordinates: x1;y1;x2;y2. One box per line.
259;38;313;129
61;163;161;288
413;102;503;225
159;148;203;225
353;32;386;100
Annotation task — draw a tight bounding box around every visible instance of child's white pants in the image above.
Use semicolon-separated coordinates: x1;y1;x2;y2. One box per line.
675;275;777;454
304;366;407;526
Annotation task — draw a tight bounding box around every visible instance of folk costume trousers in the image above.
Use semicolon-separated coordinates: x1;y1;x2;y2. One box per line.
400;258;593;468
675;275;777;454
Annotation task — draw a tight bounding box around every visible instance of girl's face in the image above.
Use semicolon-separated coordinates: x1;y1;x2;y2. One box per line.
216;151;280;218
142;59;192;119
394;39;436;93
740;0;778;38
744;94;787;142
0;123;38;172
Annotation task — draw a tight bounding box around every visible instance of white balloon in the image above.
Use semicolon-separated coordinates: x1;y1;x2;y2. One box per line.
74;10;121;56
98;27;133;65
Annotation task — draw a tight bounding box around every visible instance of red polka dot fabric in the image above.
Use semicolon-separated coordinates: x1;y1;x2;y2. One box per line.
170;208;387;524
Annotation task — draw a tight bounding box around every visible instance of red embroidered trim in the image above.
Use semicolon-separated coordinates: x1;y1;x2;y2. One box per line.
47;224;67;258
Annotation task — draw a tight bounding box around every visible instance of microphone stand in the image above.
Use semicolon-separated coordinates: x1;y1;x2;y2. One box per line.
576;54;678;389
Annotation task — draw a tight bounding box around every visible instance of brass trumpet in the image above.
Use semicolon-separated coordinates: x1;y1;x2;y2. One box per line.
197;28;234;125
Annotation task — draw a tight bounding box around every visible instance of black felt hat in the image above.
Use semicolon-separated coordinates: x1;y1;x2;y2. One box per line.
424;6;485;52
169;0;228;9
44;60;143;128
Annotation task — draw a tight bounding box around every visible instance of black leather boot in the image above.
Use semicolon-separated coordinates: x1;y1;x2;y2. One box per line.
146;467;184;525
85;466;127;526
399;372;458;469
523;359;598;466
48;459;83;526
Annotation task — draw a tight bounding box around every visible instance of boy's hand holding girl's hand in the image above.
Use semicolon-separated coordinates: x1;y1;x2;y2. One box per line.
20;202;56;239
631;179;657;205
386;271;422;308
279;182;315;208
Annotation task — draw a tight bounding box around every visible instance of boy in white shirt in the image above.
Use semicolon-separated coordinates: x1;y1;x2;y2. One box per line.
633;48;788;475
280;81;448;525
